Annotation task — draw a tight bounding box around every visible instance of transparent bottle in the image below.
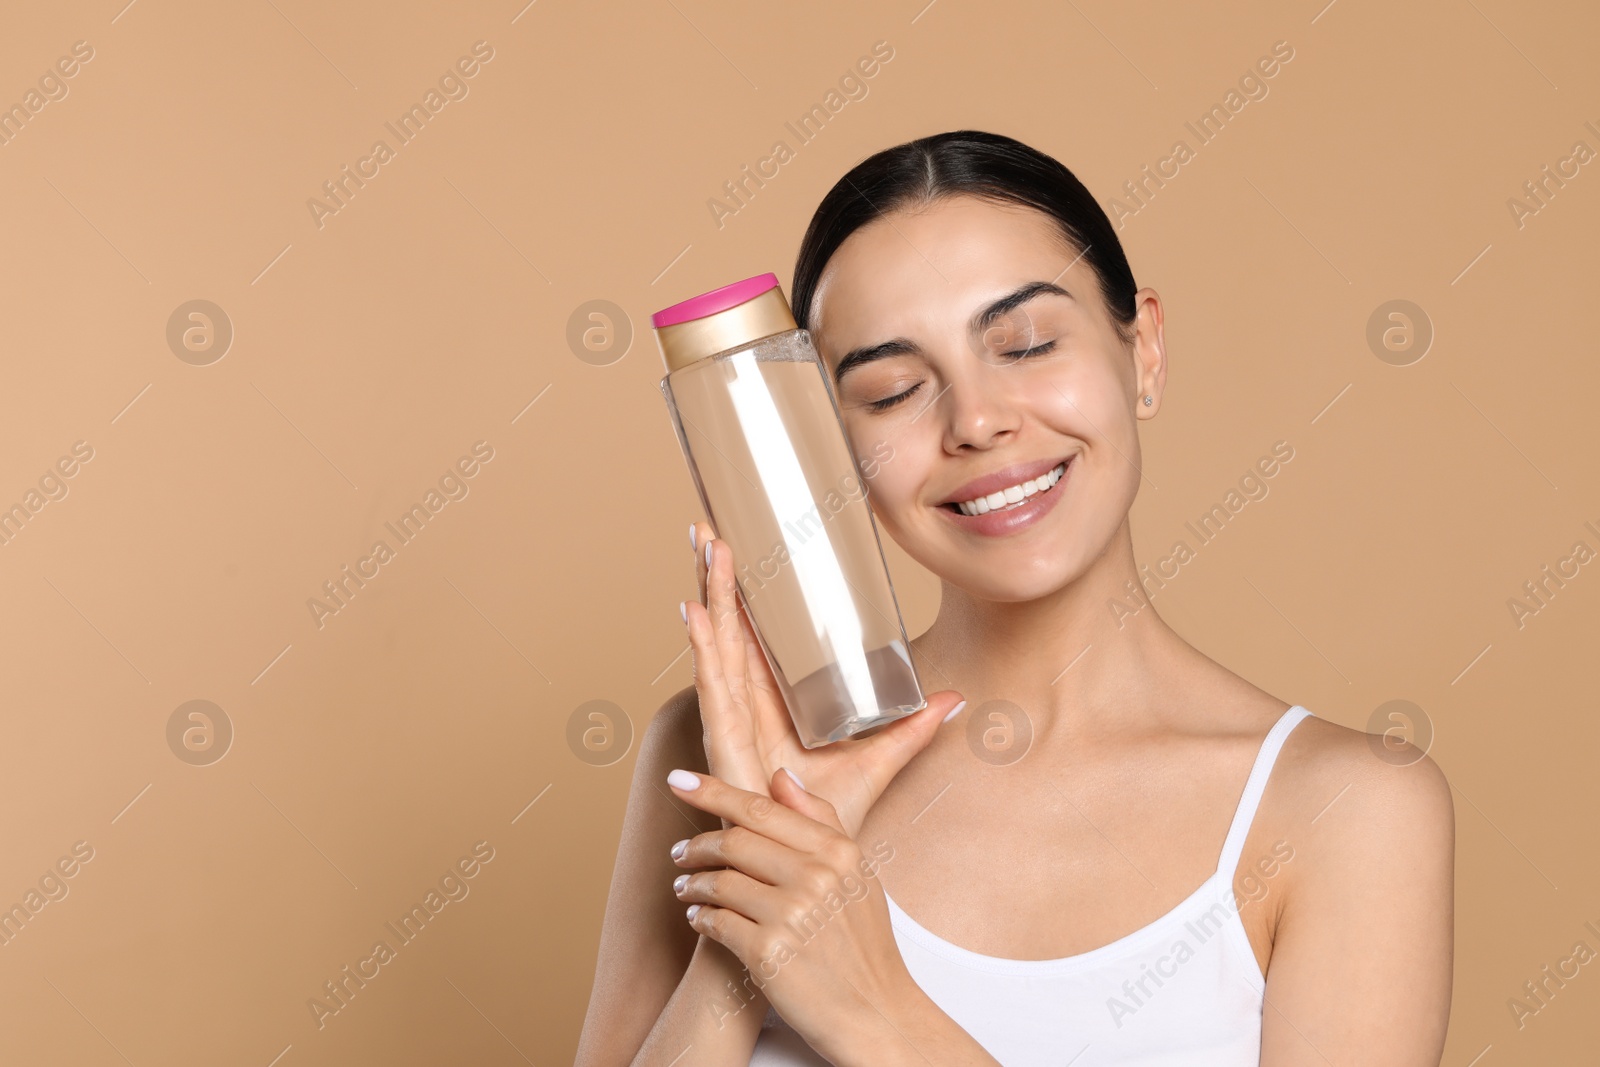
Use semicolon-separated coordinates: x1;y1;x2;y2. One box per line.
654;272;926;748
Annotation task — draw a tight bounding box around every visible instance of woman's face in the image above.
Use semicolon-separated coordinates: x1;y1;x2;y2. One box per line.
808;194;1165;603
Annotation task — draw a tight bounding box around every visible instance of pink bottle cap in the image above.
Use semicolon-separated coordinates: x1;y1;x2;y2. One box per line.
651;273;781;329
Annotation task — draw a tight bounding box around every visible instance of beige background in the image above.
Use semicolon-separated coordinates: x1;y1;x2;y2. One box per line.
0;0;1594;1063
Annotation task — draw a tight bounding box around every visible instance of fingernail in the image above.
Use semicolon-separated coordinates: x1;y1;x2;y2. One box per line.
942;699;968;723
667;768;701;790
679;600;687;624
689;523;697;551
686;903;701;922
670;838;688;860
704;539;713;568
672;874;689;894
782;766;805;791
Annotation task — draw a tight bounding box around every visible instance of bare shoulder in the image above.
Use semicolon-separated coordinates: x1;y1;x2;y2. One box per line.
1181;657;1453;863
1247;712;1455;1061
642;683;711;778
1276;712;1453;835
1264;710;1455;901
632;683;718;843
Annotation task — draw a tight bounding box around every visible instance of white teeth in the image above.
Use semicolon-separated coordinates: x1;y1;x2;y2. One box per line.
954;462;1066;516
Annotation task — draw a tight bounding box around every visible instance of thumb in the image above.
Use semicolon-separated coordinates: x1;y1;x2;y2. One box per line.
769;765;845;831
858;690;966;790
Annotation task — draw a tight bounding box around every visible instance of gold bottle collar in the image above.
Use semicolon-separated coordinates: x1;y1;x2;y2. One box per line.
654;286;798;373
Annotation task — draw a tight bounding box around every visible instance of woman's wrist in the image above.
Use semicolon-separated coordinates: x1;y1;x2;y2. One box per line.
822;972;1000;1067
685;934;771;1036
627;936;767;1067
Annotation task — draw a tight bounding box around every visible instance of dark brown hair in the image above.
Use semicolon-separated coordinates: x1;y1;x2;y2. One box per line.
792;129;1138;346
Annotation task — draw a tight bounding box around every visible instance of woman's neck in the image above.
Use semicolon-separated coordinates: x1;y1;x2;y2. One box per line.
911;522;1192;742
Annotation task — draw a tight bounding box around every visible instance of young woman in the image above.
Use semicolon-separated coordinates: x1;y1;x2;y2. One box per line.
576;130;1454;1066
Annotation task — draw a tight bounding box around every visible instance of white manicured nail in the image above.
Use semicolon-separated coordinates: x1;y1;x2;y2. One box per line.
670;838;688;860
782;766;805;791
686;904;701;922
667;768;701;790
942;699;968;723
704;539;713;568
679;601;687;624
673;874;689;894
689;523;697;551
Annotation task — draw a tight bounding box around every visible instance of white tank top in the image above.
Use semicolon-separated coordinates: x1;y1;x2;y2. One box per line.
749;705;1314;1066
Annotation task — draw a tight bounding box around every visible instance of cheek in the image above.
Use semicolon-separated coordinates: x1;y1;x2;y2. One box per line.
1038;358;1125;423
848;423;926;522
1032;359;1141;459
1030;360;1143;528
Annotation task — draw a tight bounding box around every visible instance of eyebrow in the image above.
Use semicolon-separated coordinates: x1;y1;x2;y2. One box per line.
832;280;1074;384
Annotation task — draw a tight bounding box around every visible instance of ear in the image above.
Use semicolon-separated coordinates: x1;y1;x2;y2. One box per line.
1131;287;1167;418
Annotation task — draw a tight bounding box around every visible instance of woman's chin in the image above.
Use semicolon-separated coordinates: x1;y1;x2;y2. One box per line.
938;559;1086;605
889;517;1097;602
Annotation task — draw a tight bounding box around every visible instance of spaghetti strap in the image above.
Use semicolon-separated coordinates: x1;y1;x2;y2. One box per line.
1214;705;1314;884
753;703;1322;1060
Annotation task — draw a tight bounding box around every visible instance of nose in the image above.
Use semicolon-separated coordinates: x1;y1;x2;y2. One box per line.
939;359;1023;453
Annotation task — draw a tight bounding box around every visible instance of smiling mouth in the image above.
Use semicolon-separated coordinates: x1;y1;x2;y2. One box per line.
939;459;1069;516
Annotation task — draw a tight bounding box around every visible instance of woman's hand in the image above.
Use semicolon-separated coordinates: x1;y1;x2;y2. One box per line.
667;764;922;1061
684;521;965;838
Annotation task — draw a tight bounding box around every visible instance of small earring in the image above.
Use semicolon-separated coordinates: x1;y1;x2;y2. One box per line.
1142;395;1154;406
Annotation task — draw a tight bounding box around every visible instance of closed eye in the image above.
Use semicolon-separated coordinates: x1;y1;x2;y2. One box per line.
999;339;1057;360
868;339;1056;412
867;381;923;412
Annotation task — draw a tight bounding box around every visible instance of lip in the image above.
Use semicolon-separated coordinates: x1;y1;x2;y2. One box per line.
937;455;1073;506
937;455;1074;538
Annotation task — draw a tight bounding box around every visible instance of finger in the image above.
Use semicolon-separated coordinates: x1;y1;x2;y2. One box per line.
672;819;796;883
667;768;830;852
723;583;799;752
723;587;790;745
704;538;754;712
685;902;762;963
691;520;715;607
769;765;845;835
855;690;965;795
683;600;740;740
683;602;765;803
674;821;806;885
735;593;783;704
674;866;786;925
